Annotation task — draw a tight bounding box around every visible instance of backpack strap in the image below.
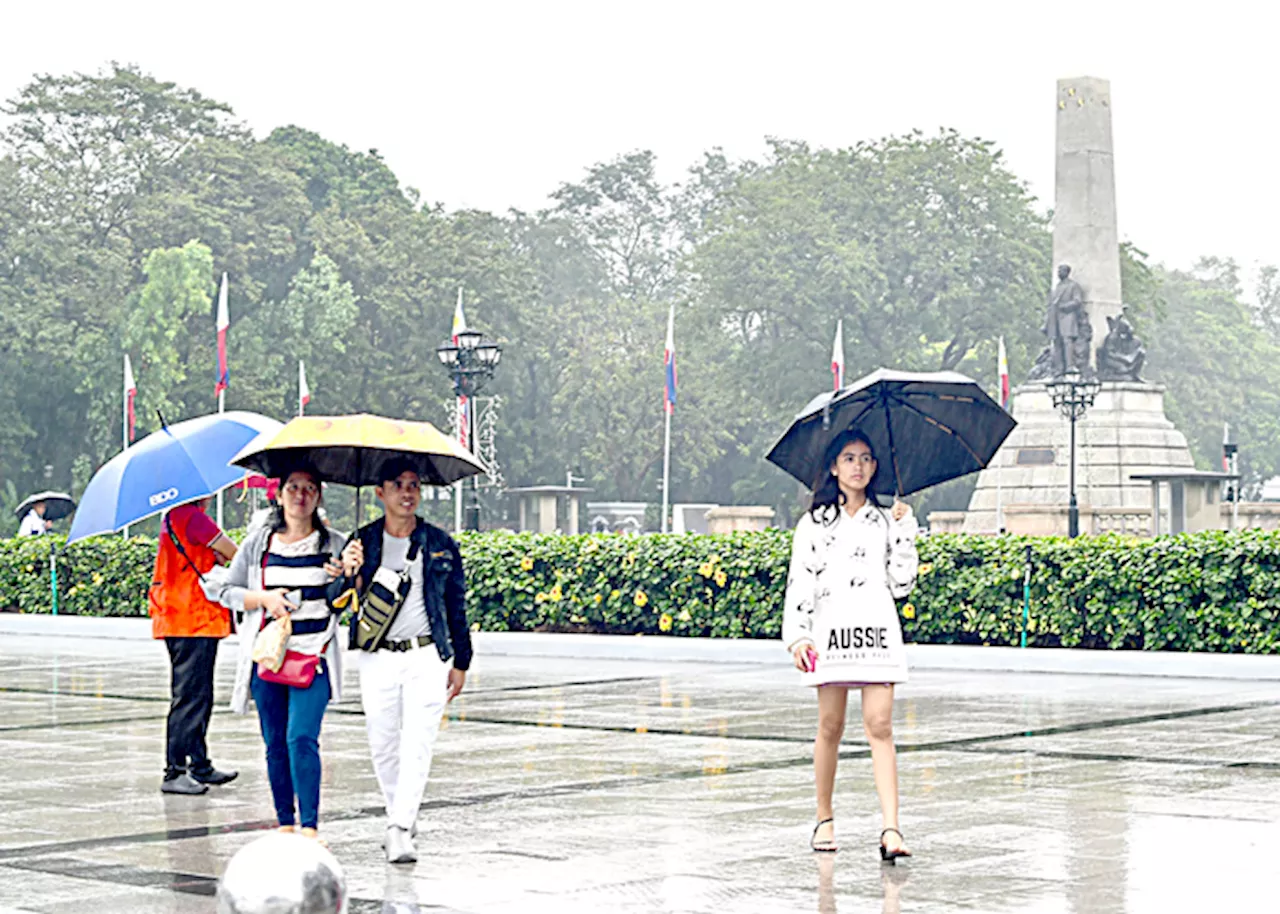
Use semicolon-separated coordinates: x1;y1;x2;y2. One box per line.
165;514;207;584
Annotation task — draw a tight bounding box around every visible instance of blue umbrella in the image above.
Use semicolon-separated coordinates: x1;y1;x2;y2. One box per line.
68;411;284;542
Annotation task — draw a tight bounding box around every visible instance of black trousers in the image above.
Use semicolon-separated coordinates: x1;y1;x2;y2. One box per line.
164;637;219;779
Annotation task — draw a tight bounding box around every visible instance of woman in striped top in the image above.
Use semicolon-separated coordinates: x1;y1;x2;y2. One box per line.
209;467;345;842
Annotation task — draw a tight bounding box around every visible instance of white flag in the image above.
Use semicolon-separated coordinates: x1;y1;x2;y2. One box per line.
299;360;311;416
124;354;137;444
831;320;845;390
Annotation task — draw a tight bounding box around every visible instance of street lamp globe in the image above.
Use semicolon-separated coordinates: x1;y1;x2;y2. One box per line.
435;343;459;367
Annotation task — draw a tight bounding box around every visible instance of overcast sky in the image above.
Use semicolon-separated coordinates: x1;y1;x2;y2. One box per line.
3;1;1275;287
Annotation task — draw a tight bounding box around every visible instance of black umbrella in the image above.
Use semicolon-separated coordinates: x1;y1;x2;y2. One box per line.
14;491;76;522
766;368;1016;496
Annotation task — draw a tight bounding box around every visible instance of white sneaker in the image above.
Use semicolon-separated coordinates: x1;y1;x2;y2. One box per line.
385;825;417;864
380;822;418;847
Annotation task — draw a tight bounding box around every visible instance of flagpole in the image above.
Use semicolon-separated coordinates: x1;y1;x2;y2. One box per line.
216;388;225;527
215;272;229;529
661;305;676;534
452;287;466;535
454;397;465;534
993;335;1003;535
661;407;672;534
123;356;131;538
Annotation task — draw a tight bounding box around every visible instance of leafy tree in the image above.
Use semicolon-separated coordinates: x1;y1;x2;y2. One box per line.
3;61;1278;528
1146;258;1280;491
2;63;240;244
547;150;683;302
123;241;216;432
685;132;1049;513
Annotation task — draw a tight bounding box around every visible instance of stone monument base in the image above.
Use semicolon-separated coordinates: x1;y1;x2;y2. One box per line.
957;381;1194;536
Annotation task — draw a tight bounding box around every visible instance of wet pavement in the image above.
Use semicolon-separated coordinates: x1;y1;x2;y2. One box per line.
1;634;1278;913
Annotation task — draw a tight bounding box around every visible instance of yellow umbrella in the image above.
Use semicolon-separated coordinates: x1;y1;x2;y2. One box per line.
231;414;486;488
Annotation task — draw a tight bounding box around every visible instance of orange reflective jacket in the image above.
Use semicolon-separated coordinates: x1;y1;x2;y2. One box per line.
148;510;230;639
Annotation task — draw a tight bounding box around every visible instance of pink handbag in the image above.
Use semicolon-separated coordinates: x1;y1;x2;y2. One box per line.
257;650;320;688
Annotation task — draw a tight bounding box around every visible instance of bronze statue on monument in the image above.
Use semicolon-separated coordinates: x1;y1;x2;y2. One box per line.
1097;310;1146;381
1027;263;1093;381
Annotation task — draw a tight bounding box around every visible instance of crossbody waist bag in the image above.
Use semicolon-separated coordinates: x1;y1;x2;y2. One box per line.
352;533;423;652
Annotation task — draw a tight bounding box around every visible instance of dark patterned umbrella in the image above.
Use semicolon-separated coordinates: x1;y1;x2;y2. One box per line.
14;491;76;521
766;368;1016;496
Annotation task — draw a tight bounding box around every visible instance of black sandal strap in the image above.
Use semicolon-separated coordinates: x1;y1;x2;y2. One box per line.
880;827;904;840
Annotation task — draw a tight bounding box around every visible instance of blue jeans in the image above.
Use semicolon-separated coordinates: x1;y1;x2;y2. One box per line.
251;661;329;829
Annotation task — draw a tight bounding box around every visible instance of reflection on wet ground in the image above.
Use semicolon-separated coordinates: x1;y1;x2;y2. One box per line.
1;634;1279;912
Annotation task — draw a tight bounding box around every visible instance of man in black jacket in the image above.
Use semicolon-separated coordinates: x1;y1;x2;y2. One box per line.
337;458;472;864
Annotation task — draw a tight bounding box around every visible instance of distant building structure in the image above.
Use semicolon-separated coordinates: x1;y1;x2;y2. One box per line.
586;502;646;535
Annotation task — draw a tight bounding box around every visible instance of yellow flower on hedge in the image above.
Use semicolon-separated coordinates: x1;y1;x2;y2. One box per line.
697;562;714;577
902;602;916;620
610;589;621;599
622;551;637;569
520;556;534;572
658;612;673;632
634;589;648;608
549;584;563;602
594;593;604;604
714;570;727;588
470;622;481;632
534;592;547;604
918;563;932;575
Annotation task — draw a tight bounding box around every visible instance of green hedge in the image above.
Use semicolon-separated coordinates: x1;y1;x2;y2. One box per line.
4;530;1280;653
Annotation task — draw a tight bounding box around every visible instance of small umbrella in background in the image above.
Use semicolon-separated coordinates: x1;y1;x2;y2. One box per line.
13;491;76;614
766;368;1016;496
14;491;76;522
68;411;284;542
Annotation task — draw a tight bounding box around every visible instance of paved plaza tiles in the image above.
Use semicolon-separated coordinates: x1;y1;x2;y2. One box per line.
0;632;1278;913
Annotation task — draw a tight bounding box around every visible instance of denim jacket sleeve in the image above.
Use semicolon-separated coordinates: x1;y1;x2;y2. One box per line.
439;531;472;671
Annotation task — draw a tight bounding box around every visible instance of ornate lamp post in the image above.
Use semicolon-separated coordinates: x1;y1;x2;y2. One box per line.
435;328;502;530
1047;368;1101;538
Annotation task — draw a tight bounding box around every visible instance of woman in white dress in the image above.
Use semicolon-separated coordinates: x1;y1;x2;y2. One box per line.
782;430;918;860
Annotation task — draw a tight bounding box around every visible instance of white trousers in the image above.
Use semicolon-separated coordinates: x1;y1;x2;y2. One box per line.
358;644;451;831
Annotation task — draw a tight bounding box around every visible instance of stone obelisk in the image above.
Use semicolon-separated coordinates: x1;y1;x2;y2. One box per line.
946;77;1196;537
1053;77;1122;366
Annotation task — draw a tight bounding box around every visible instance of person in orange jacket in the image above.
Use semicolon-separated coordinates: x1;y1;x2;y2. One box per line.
148;497;239;795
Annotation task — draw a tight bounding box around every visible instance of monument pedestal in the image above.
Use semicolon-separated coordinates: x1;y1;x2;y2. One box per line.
958;381;1194;536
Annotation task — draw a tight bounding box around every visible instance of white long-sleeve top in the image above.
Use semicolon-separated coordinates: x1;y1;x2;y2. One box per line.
782;501;918;686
